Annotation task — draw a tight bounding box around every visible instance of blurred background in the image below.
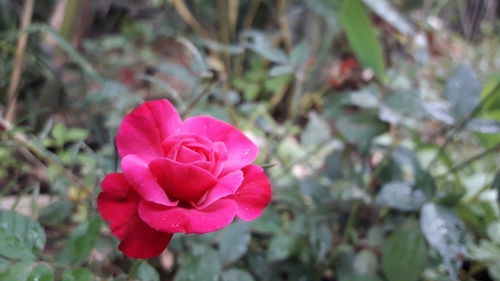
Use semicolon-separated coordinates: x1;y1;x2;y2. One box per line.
1;0;500;280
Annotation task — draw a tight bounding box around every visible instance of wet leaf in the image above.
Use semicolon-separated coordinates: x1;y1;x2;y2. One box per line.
446;64;481;118
176;245;221;281
0;210;46;260
420;203;466;278
375;181;428;211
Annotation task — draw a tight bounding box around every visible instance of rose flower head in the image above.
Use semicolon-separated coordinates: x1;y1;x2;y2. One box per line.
97;99;272;258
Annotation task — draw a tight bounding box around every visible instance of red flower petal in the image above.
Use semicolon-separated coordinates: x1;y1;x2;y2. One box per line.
138;199;238;234
180;116;258;174
196;170;243;209
117;216;173;259
97;173;172;259
117;99;181;161
121;155;178;206
149;158;217;202
230;165;272;221
97;173;139;236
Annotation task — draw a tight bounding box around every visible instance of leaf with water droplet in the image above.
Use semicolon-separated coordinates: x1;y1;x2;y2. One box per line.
446;64;481;118
375;181;428;211
420;203;466;278
0;210;45;261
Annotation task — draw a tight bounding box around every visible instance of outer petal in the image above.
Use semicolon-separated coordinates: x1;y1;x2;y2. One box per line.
97;173;139;236
180;116;258;173
97;173;172;259
121;155;178;206
117;99;182;160
117;216;173;259
229;165;272;221
149;158;217;202
196;170;243;209
138;199;238;234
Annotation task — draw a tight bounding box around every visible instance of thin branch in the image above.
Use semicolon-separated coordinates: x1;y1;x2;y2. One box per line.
4;0;35;122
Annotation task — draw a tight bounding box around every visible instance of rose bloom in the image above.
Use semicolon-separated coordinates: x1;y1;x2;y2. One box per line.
97;100;272;258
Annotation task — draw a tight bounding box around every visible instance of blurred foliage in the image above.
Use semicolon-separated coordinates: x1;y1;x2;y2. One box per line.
1;0;500;280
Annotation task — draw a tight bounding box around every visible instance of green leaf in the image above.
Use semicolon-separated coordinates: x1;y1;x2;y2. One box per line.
218;221;251;265
61;268;94;281
382;220;427;281
0;210;46;260
375;181;428;211
27;264;55;281
175;245;221;281
0;262;32;281
446;64;481;118
242;31;289;64
420;203;466;278
222;268;255;281
39;200;73;226
301;112;331;147
353;250;378;275
56;214;102;265
250;208;282;234
335;112;388;151
267;232;297;262
341;273;383;281
340;0;386;81
135;262;160;281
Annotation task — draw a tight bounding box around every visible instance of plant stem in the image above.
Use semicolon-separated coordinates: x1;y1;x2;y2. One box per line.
4;0;35;122
427;82;500;169
437;142;500;179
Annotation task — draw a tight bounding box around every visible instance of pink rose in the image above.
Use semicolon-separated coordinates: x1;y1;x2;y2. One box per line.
97;100;272;258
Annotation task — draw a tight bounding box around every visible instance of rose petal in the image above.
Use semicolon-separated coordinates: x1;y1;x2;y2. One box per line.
97;173;139;237
118;216;173;259
122;155;178;206
97;173;173;259
180;116;258;174
138;199;238;234
229;165;272;221
196;170;244;209
149;158;217;202
117;99;181;160
177;146;206;162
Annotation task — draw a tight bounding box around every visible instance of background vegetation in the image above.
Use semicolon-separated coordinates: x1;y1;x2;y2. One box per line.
1;0;500;280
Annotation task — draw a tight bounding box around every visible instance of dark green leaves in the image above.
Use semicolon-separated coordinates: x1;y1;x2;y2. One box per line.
336;112;387;150
340;0;386;81
175;245;221;281
0;210;46;261
382;220;427;281
218;221;251;265
375;182;428;211
420;203;466;277
56;215;102;265
446;64;481;118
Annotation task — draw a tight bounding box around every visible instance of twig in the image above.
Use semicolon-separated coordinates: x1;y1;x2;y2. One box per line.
172;0;212;40
436;142;500;179
427;82;500;169
181;82;216;118
4;0;35;122
0;117;93;199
